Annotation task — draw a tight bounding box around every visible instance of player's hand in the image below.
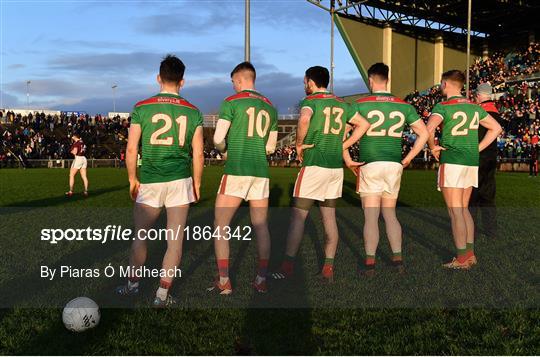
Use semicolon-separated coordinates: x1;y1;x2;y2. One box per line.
296;144;314;163
194;184;201;203
129;179;140;201
430;146;446;161
345;160;363;176
401;158;411;168
296;145;304;163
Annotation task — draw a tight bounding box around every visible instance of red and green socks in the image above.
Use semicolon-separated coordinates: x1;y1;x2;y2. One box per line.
217;259;229;284
280;254;295;277
465;242;475;259
256;259;269;283
391;251;403;266
457;247;468;263
322;257;334;277
365;254;376;269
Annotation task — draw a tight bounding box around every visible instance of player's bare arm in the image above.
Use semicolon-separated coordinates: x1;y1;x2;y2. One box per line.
213;119;231;154
426;114;445;161
342;112;370;150
342;148;362;176
478;114;502;152
401;119;429;168
192;126;204;201
126;123;142;200
342;123;362;176
295;107;313;162
266;130;278;155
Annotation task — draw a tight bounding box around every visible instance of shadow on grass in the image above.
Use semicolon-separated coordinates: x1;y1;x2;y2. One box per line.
0;237;127;308
340;181;455;262
3;185;126;208
238;207;315;355
7;308;128;355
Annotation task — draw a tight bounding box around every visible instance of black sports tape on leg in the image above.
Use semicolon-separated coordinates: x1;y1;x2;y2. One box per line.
294;197;315;211
319;198;337;208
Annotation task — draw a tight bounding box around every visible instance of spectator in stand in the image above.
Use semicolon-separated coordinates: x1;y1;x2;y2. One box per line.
120;150;126;168
530;144;539;177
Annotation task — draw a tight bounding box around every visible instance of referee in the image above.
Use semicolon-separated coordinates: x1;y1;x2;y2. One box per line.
471;83;500;239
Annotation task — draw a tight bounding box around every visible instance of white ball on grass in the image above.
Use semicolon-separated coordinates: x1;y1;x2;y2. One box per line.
62;297;100;332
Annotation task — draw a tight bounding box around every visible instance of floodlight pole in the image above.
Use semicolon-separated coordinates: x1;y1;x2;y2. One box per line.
112;85;118;113
330;0;335;92
26;80;31;108
245;0;250;62
465;0;472;97
307;1;367;93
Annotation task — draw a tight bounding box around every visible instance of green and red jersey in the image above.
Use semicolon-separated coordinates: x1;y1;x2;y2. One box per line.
218;89;278;178
431;96;489;166
131;93;203;184
349;92;420;164
300;91;350;169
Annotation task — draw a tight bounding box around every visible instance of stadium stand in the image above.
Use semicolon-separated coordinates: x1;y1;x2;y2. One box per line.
1;42;539;168
404;42;540;161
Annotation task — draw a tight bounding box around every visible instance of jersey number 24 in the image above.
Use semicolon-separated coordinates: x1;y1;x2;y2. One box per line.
451;111;480;136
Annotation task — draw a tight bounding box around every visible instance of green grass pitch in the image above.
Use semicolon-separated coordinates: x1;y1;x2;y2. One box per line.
0;167;539;355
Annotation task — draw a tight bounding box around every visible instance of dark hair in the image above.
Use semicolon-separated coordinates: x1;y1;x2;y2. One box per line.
159;54;186;83
305;66;330;88
231;61;256;80
441;70;466;86
367;62;389;81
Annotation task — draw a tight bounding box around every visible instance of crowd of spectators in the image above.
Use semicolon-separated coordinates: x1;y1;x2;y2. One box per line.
469;43;540;89
2;43;540;167
403;42;540;162
0;110;128;167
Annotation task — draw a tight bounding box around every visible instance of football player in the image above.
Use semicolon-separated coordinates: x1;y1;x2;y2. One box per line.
344;63;429;275
426;70;502;269
65;133;89;197
116;55;204;307
272;66;366;282
210;62;278;294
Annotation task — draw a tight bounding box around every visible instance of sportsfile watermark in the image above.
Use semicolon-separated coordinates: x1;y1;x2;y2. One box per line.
40;225;252;244
40;265;182;281
1;206;538;308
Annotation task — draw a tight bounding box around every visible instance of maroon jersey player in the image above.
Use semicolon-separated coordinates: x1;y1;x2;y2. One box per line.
66;133;89;197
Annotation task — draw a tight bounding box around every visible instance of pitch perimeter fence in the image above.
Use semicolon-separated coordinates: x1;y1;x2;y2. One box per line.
0;158;534;172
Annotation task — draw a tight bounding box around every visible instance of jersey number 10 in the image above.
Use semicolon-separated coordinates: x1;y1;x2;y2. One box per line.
246;107;271;138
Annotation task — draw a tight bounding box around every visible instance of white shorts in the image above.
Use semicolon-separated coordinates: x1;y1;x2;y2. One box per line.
136;177;196;208
293;166;343;201
71;156;87;169
356;161;403;199
217;174;269;201
437;163;478;190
